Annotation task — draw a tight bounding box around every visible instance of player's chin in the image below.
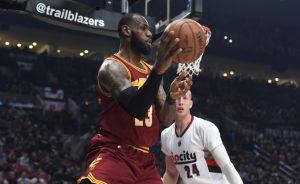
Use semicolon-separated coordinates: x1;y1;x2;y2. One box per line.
176;111;185;116
142;47;151;55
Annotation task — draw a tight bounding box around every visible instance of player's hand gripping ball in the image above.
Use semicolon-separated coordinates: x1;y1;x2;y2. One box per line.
165;19;207;64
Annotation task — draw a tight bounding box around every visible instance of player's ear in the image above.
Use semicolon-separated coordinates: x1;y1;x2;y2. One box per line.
122;25;132;37
190;101;193;109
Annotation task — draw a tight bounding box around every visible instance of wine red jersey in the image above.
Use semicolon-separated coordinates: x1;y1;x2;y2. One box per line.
98;54;159;147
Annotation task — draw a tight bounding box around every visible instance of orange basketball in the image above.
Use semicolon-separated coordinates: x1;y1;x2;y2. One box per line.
165;19;207;64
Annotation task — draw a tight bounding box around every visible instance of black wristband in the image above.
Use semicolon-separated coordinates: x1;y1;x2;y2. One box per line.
166;94;175;105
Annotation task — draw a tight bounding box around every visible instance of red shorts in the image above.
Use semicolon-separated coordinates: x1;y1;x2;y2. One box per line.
77;134;163;184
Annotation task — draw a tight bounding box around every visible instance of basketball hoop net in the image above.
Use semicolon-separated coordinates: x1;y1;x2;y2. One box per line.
177;25;211;76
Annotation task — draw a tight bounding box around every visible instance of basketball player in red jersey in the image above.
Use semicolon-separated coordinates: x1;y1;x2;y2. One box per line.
77;13;192;184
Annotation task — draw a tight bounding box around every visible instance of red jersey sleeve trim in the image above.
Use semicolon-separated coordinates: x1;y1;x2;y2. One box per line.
141;60;153;70
113;54;149;74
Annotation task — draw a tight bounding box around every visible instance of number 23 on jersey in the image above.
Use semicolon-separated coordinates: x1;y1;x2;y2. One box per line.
132;78;153;127
134;106;153;127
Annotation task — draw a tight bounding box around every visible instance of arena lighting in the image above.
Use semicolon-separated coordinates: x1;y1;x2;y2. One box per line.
229;71;234;75
17;43;22;47
5;41;10;46
275;77;279;82
79;52;84;56
229;39;233;43
57;49;61;53
223;73;228;77
32;42;37;46
224;36;228;40
84;50;89;54
268;79;272;84
29;45;33;49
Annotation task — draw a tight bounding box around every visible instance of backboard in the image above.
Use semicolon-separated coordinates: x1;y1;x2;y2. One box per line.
130;0;203;36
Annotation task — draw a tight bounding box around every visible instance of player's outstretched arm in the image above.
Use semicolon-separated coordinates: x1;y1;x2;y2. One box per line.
211;145;243;184
163;156;179;184
204;122;243;184
155;71;192;126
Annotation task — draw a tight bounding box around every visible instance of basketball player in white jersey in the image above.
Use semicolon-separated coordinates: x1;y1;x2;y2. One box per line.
161;90;243;184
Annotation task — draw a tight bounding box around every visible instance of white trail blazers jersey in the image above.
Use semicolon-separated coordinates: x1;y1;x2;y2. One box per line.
161;116;229;184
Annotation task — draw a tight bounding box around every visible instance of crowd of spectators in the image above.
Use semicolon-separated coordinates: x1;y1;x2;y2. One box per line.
230;149;292;184
190;71;300;125
224;126;299;184
254;129;300;174
0;107;92;183
1;106;298;183
1;48;300;183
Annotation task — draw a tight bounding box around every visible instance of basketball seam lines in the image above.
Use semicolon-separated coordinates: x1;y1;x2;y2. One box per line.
177;21;186;62
185;20;197;61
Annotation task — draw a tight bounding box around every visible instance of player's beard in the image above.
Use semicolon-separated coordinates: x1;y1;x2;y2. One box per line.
131;31;151;55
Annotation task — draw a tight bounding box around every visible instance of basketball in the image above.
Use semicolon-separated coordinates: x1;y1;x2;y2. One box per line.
165;19;207;64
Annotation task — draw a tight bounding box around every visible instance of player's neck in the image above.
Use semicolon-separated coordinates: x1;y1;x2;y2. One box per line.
118;44;142;65
175;114;192;135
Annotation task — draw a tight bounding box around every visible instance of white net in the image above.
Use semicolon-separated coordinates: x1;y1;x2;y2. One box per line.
177;25;212;76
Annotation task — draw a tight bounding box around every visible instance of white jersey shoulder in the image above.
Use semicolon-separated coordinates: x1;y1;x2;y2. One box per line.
161;116;228;184
161;117;221;155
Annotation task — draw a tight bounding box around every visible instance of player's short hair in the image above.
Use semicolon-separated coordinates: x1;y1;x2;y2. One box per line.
118;13;141;37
